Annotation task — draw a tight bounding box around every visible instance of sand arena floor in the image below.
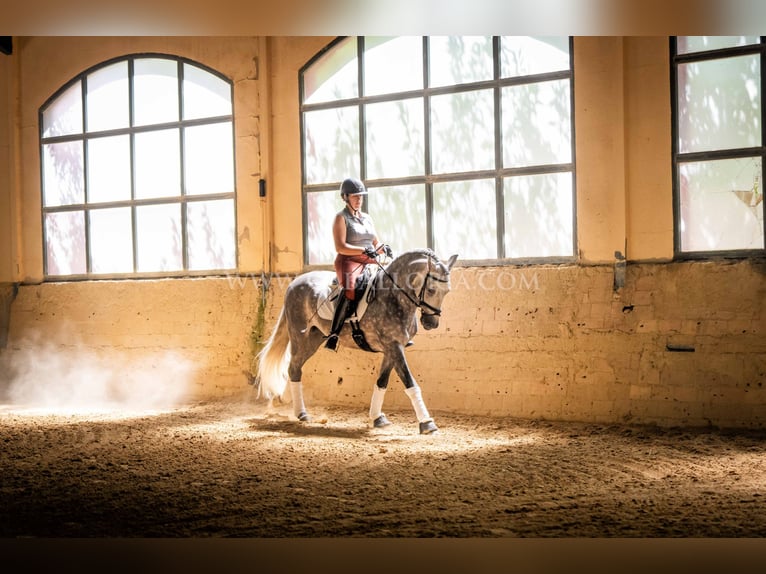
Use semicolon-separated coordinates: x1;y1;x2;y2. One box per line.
1;397;765;539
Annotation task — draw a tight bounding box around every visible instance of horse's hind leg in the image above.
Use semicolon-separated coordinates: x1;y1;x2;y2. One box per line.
288;380;311;422
287;329;324;422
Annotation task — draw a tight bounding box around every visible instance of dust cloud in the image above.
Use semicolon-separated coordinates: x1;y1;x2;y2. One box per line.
0;332;197;413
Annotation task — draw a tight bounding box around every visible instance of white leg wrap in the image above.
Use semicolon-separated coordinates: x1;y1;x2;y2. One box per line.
289;380;307;418
369;385;387;421
404;385;432;423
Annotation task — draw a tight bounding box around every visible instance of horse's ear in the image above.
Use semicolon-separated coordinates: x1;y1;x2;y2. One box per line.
445;254;458;270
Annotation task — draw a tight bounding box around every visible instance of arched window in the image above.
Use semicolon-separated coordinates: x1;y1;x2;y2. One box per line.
40;54;236;278
300;36;575;265
672;37;765;255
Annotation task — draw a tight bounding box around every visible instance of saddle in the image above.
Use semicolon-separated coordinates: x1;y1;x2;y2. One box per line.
316;267;378;352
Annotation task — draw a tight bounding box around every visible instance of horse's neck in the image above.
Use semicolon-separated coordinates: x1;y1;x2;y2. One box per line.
378;252;429;292
389;251;431;274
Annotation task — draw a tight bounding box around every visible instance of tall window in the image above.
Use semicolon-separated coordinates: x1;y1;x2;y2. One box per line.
672;37;765;255
300;36;575;265
40;54;236;278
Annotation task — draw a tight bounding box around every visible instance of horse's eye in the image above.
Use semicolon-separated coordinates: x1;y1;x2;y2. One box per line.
427;288;437;296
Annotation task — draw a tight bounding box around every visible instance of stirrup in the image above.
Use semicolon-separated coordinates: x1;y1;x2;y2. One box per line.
324;334;339;351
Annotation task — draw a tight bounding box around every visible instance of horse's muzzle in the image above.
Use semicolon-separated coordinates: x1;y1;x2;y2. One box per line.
420;314;440;330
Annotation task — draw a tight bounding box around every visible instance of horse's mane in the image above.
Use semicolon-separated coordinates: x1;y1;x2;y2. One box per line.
389;248;441;268
385;248;450;277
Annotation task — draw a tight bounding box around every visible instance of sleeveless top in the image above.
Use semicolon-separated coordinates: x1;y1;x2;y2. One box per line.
340;207;376;248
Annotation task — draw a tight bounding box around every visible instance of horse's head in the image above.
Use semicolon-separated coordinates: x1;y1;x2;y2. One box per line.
412;252;458;330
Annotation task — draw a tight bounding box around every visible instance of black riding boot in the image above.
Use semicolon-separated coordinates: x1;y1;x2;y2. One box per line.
325;296;353;351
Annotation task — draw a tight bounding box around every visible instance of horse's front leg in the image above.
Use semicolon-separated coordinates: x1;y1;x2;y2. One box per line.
369;354;395;428
388;344;438;435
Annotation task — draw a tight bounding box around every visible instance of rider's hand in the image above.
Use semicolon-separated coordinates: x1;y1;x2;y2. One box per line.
363;246;377;259
383;244;393;258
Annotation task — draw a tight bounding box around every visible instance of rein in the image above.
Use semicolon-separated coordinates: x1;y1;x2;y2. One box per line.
371;252;449;317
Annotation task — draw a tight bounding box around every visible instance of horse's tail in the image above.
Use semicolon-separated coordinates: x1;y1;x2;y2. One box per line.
255;306;291;400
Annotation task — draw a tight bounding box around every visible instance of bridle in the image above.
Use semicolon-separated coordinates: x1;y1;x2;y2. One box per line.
372;252;450;317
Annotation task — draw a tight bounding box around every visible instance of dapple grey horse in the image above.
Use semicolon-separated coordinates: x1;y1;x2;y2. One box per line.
256;249;458;434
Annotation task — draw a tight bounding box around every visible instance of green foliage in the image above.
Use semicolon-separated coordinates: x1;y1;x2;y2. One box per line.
248;274;270;374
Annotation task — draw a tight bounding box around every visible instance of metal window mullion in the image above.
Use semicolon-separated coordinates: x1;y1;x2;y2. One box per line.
79;76;93;274
358;37;368;213
493;36;505;259
761;38;766;250
178;60;189;271
129;58;139;273
423;36;434;251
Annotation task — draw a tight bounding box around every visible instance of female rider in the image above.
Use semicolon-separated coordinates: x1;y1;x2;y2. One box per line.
325;177;390;351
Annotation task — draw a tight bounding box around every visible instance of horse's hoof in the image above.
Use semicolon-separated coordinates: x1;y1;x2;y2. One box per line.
373;414;392;428
419;420;438;434
298;412;312;422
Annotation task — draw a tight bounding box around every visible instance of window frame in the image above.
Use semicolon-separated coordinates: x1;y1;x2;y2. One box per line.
39;53;238;281
670;37;766;260
298;36;577;268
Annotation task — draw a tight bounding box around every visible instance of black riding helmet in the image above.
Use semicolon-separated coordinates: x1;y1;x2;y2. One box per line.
340;177;368;198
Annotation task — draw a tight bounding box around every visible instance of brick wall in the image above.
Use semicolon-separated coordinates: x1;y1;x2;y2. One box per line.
1;259;763;428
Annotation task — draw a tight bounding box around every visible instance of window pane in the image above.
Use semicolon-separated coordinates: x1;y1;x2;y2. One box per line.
136;204;182;272
42;141;84;207
431;89;495;174
187;199;236;270
429;36;493;87
433;179;497;259
504;172;573;258
677;36;760;54
365;98;424;179
306;190;340;265
134;129;181;199
677;55;761;154
134;58;179;126
86;61;129;132
679;158;764;251
45;211;86;275
364;37;423;96
502;79;572;168
368;184;427;253
183;63;232;120
501;37;570;78
183;123;234;196
42;82;82;138
304;106;360;184
87;135;131;203
89;207;133;273
303;38;358;105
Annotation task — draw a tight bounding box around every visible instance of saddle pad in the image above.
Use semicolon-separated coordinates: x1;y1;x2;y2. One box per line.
316;272;376;324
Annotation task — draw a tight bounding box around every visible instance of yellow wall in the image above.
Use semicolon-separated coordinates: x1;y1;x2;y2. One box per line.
1;37;764;428
0;53;16;282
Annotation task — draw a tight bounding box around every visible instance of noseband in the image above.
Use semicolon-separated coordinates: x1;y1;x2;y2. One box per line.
416;256;450;317
374;253;450;317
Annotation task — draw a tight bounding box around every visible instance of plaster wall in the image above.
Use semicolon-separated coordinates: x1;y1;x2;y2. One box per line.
0;53;16;283
2;259;763;429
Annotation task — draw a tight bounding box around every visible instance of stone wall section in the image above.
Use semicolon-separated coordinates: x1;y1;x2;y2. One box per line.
1;259;764;429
